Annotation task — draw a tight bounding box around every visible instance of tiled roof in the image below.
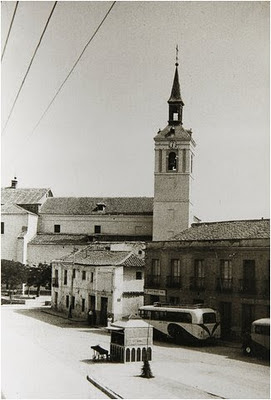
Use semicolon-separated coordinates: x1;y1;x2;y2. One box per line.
172;219;270;241
1;203;32;215
121;253;145;267
154;124;194;143
1;188;52;205
40;197;153;215
63;247;144;267
29;234;89;245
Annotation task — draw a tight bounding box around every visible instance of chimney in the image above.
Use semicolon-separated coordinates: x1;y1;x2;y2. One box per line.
11;177;18;189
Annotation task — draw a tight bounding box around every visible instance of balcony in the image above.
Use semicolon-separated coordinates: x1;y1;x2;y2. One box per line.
239;279;257;295
216;278;233;293
166;275;182;288
145;275;161;288
190;277;205;291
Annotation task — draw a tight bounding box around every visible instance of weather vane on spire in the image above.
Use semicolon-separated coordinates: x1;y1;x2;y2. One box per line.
175;44;179;66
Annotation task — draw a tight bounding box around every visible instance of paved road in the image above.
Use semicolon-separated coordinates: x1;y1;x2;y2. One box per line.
1;300;270;399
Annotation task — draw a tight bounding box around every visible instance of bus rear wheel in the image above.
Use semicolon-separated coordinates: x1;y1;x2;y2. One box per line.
168;324;183;343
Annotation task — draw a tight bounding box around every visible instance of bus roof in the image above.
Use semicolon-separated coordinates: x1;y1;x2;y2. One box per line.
139;305;216;313
252;318;270;326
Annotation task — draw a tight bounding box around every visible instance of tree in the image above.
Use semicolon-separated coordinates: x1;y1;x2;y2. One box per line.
140;360;154;379
1;259;27;291
26;263;52;297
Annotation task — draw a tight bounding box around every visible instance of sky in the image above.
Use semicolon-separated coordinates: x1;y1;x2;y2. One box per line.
1;1;270;223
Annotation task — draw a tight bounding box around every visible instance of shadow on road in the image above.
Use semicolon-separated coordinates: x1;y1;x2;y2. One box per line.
15;307;89;329
154;338;270;366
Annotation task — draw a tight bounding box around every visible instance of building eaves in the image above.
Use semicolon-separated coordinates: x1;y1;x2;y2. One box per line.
29;234;90;245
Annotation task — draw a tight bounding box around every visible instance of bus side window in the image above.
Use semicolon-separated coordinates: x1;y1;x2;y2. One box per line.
151;311;160;320
179;313;192;323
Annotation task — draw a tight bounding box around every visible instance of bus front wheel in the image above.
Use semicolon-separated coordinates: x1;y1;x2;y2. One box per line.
243;344;253;356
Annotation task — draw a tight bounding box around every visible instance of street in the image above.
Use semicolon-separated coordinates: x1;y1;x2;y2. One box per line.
1;299;270;399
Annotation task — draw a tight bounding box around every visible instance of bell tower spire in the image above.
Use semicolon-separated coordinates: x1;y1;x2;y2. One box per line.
153;48;196;241
168;45;184;125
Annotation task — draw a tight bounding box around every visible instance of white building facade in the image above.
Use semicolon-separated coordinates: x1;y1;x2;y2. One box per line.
51;242;145;323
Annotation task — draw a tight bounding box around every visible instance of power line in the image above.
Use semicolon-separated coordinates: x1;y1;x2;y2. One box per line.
27;1;116;141
1;1;19;61
1;1;58;136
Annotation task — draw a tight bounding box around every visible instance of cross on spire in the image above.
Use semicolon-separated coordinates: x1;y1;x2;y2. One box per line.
175;44;179;66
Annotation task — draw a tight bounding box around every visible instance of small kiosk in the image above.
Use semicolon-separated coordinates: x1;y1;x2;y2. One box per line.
108;314;153;363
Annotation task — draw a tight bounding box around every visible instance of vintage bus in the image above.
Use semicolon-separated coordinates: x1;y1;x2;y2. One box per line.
243;318;270;358
139;303;220;344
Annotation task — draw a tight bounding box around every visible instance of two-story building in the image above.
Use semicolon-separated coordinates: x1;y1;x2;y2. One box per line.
144;218;270;339
51;242;145;324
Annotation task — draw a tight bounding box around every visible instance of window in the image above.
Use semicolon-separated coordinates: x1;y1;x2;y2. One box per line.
64;270;67;285
90;272;94;282
94;225;101;234
151;259;160;276
66;295;69;308
168;152;177;171
166;312;192;323
54;224;61;233
169;296;179;305
1;222;4;234
72;269;76;279
82;298;85;312
220;260;232;279
203;312;216;324
194;260;204;277
254;324;270;336
158;149;162;172
171;259;181;276
136;271;142;280
173;112;178;121
71;296;75;309
82;271;86;280
182;149;186;172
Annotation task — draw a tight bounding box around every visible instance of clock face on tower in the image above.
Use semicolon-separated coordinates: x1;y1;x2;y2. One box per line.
169;141;177;149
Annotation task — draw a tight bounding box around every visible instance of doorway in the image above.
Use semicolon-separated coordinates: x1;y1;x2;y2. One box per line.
219;302;232;339
100;297;108;326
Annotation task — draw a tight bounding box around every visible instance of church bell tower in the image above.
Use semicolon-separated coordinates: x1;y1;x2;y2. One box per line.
153;51;196;241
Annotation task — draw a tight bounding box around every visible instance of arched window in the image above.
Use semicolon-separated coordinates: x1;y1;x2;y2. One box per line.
131;348;136;362
137;348;141;361
126;348;130;362
142;347;147;361
147;347;152;361
168;152;177;171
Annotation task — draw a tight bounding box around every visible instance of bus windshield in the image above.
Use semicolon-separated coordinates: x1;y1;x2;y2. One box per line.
203;312;216;323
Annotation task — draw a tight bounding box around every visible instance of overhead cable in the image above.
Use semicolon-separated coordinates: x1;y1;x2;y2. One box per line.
1;1;19;61
2;1;58;136
27;1;116;140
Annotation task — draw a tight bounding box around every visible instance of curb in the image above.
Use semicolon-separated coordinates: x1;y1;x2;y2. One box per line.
41;308;86;323
86;375;123;399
